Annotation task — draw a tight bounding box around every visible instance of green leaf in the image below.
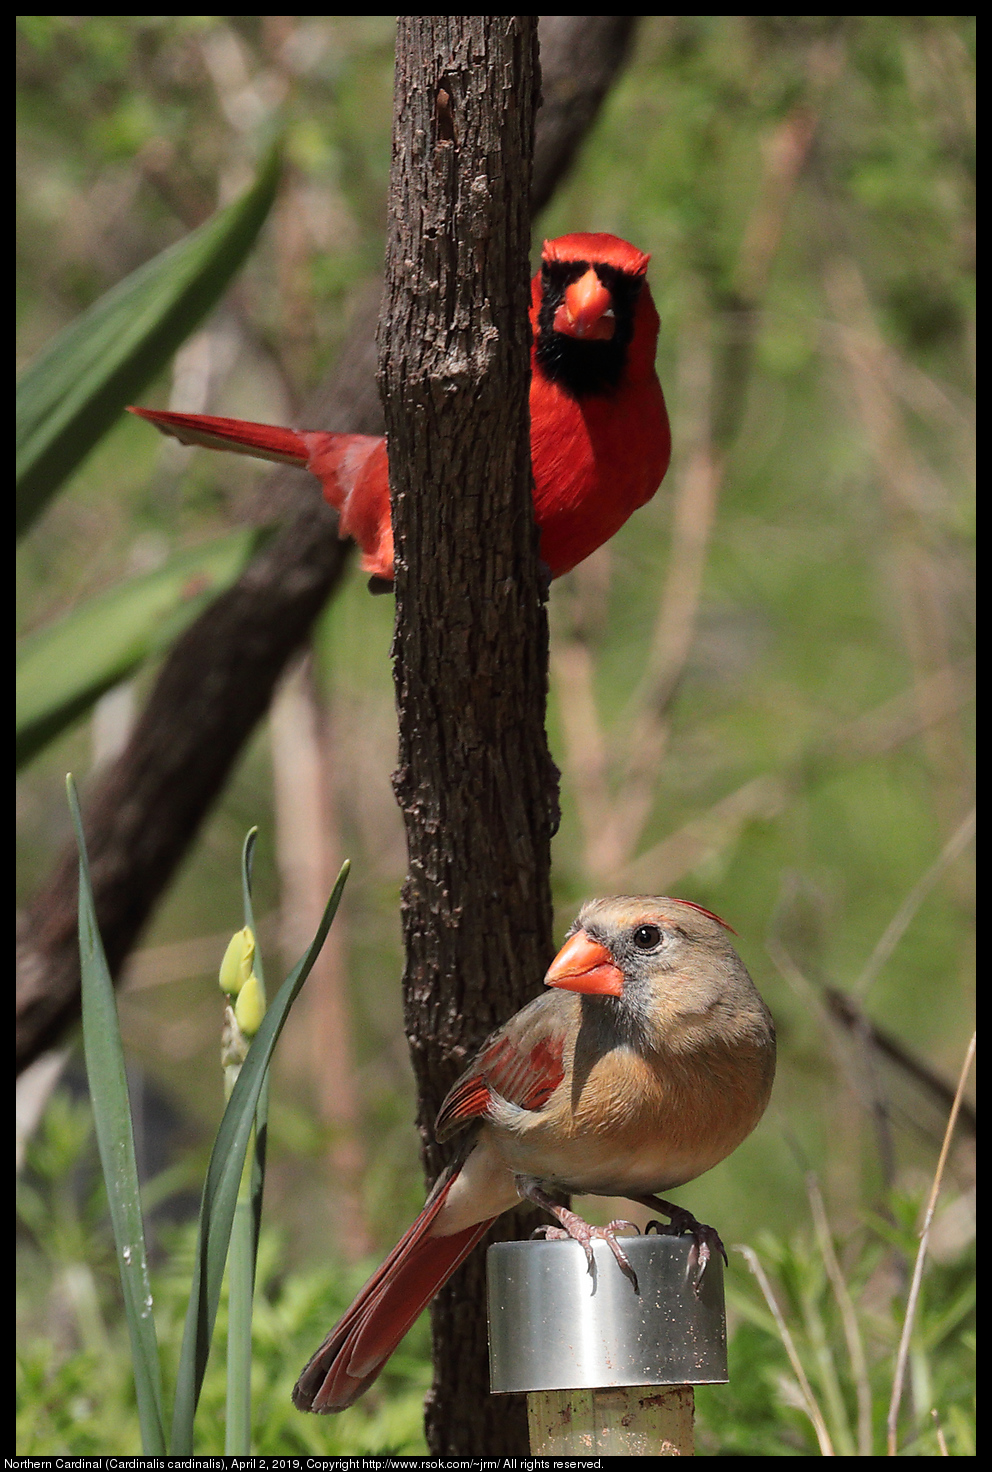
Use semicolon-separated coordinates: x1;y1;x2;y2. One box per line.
224;1195;257;1454
171;859;350;1453
17;527;271;770
16;143;281;538
239;828;269;1263
241;826;260;959
68;774;166;1455
226;826;265;1455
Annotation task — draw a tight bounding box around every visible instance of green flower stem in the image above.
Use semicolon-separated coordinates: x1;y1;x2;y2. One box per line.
223;828;266;1455
169;859;348;1452
224;1134;256;1454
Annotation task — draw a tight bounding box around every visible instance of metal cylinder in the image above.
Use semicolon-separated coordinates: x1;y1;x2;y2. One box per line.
487;1233;728;1393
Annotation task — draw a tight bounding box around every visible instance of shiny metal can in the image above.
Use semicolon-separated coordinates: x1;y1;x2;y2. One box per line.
487;1233;728;1393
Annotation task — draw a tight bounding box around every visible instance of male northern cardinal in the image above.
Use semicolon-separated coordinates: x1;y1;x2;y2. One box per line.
129;233;671;586
293;895;775;1414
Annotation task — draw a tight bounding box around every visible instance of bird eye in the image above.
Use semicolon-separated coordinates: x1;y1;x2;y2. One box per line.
633;924;662;950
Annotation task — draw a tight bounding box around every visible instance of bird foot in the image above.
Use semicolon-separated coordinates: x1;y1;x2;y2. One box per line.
530;1208;641;1291
642;1198;727;1291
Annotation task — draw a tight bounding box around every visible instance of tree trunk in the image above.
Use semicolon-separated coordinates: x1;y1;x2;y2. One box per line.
380;17;557;1454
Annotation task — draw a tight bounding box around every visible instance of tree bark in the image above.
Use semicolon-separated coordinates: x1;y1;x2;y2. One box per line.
380;17;556;1454
15;14;640;1072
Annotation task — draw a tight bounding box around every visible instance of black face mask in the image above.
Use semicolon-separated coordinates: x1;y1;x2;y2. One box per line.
535;258;644;398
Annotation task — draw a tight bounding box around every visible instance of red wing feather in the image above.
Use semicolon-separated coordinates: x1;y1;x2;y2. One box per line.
435;1027;565;1141
485;1034;565;1111
433;1076;492;1136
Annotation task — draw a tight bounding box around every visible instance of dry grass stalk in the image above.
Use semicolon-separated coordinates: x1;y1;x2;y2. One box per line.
806;1173;873;1456
736;1243;836;1456
886;1030;976;1455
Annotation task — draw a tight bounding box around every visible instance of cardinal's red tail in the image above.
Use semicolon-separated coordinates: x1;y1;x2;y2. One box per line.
129;406;394;581
293;1169;494;1414
127;407;312;467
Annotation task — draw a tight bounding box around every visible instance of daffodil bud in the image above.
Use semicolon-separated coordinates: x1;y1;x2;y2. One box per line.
234;971;266;1038
219;926;255;997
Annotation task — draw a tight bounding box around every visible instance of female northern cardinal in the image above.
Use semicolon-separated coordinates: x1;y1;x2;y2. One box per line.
293;895;775;1414
129;233;671;586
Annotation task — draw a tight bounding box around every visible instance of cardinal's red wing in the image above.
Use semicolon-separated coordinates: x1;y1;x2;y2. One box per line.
434;995;566;1141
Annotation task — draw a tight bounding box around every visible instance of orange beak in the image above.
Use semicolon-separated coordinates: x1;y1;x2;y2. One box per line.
552;268;616;341
544;930;623;997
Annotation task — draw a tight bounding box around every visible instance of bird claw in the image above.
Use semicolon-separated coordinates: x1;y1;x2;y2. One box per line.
518;1179;645;1290
644;1204;727;1292
532;1212;640;1292
601;1219;642;1292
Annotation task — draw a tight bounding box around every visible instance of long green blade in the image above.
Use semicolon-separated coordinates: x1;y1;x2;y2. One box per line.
68;774;166;1454
16;144;280;537
17;527;271;770
171;859;350;1453
225;826;265;1455
224;1194;257;1454
239;826;268;1261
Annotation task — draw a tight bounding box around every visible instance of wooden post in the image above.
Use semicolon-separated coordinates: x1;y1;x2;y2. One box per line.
528;1385;696;1456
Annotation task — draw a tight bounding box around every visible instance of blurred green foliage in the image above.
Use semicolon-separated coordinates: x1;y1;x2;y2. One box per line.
17;528;271;767
17;1093;430;1454
18;1091;974;1454
17;16;973;1454
698;1203;976;1456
